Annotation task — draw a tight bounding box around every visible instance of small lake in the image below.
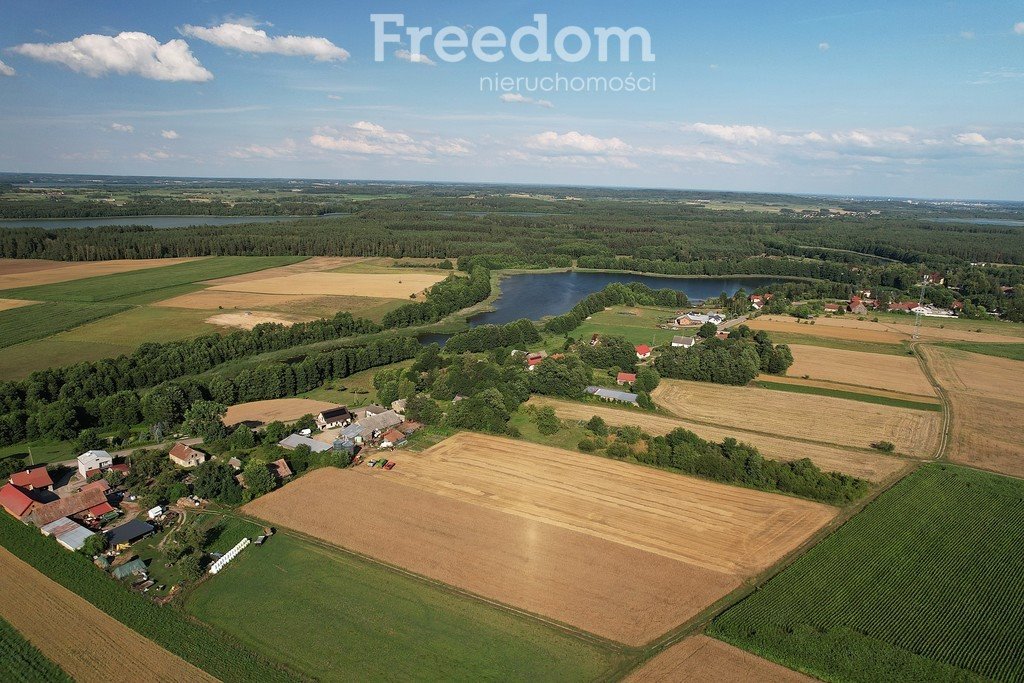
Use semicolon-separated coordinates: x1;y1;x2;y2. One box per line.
0;214;339;229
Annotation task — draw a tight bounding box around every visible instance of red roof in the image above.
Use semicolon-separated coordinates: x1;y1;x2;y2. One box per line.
87;501;115;517
270;459;293;479
10;467;52;490
527;357;543;366
617;372;637;383
0;484;35;518
381;429;406;443
80;479;110;495
635;345;651;354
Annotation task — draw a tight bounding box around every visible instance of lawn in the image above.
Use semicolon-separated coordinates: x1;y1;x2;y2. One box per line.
0;440;74;466
0;301;129;349
937;341;1024;362
300;359;414;407
185;531;625;682
709;464;1024;682
574;305;680;347
755;380;942;412
1;256;304;302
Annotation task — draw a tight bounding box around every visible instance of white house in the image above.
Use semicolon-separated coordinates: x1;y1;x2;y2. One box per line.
671;335;696;348
77;450;112;479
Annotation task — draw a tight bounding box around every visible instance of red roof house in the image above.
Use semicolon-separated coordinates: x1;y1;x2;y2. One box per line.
0;483;35;518
635;344;652;359
86;501;116;518
269;459;293;480
616;372;637;385
10;466;53;491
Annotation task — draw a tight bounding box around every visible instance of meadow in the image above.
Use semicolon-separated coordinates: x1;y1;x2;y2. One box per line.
937;341;1024;362
709;465;1024;682
186;531;624;682
573;305;681;346
0;301;128;349
754;380;942;412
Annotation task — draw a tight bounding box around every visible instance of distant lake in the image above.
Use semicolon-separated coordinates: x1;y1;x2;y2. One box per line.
930;218;1024;227
470;271;782;326
0;214;338;229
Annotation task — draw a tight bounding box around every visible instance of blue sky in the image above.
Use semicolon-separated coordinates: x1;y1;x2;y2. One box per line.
0;1;1022;199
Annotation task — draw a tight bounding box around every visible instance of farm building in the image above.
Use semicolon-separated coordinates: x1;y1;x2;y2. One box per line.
107;519;155;549
269;459;294;480
30;487;107;527
315;406;353;429
616;372;637;385
635;345;652;360
358;410;404;434
585;386;639;406
40;517;95;552
847;296;868;315
391;398;407;414
675;312;725;327
352;404;387;420
671;336;695;348
228;457;243;470
111;558;148;580
278;434;333;453
0;483;36;519
9;466;53;492
332;438;357;456
77;450;112;478
168;443;206;468
379;429;407;448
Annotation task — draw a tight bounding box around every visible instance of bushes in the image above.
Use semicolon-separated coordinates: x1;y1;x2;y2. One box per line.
0;514;299;682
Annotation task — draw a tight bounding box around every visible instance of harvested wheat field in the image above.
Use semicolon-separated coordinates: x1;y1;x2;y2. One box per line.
528;397;907;482
224;398;338;425
785;344;936;396
244;433;835;645
626;635;813;683
205;311;316;330
922;346;1024;477
0;546;215;683
758;375;941;405
0;297;35;311
0;257;201;290
653;379;941;458
750;314;1021;345
201;256;365;285
207;271;446;299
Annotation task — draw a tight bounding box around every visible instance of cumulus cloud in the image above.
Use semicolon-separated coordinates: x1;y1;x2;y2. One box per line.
179;22;348;61
11;32;212;81
394;49;436;66
110;122;134;133
499;93;553;108
309;122;470;161
818;42;830;51
160;129;179;139
526;131;629;154
685;123;776;144
0;59;15;77
954;132;989;146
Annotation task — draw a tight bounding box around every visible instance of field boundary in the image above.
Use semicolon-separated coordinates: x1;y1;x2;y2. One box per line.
755;380;942;412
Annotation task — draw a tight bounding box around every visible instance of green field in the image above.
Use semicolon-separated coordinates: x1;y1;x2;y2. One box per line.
760;329;912;356
0;256;304;302
710;464;1024;682
0;440;73;466
0;615;71;683
574;305;681;346
0;301;129;349
755;380;942;412
186;531;625;682
937;342;1024;362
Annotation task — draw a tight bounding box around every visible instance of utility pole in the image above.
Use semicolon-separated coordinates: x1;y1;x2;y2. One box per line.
913;275;928;341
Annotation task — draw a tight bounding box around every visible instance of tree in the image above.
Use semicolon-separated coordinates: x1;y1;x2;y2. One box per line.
178;552;204;581
586;415;608;436
79;533;107;557
73;428;105;454
534;406;561;435
697;322;718;339
182;400;227;442
406;395;442;425
192;461;242;503
634;367;660;393
242;459;276;500
29;400;78;441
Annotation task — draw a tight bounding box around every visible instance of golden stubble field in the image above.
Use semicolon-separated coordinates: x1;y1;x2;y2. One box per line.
784;344;936;397
528;397;908;482
223;397;339;425
748;314;1023;344
0;546;215;683
0;257;201;290
922;346;1024;477
206;271;446;299
652;379;942;458
626;635;813;683
244;433;836;645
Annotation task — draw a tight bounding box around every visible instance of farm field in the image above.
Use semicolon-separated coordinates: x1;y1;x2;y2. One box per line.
246;434;835;646
0;615;70;682
186;529;624;682
625;635;813;683
755;375;941;407
155;290;403;323
0;546;216;683
710;465;1024;682
0;301;129;349
922;345;1024;477
223;397;339;426
749;313;1024;344
199;255;366;284
652;379;942;458
938;341;1024;362
0;257;201;290
783;344;936;396
0;297;35;311
205;270;447;299
527;396;907;482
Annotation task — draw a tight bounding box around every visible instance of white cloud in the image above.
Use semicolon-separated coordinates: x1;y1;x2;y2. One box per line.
1015;22;1024;35
160;129;179;139
179;23;348;61
526;131;629;155
110;122;134;133
394;49;437;66
135;149;172;161
229;138;297;159
954;132;989;146
327;94;342;101
960;30;975;40
499;93;553;108
818;42;830;51
685;123;776;144
11;32;212;81
0;59;15;77
310;122;469;161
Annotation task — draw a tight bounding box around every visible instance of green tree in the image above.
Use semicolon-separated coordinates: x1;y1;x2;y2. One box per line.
182;400;228;442
634;367;660;393
79;533;107;557
586;415;608;436
242;459;276;500
534;406;561;435
697;322;718;339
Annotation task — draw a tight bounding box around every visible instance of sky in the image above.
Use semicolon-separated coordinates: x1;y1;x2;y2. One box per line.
0;1;1022;200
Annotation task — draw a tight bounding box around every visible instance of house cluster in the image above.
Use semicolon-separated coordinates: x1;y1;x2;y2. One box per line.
823;293;961;318
748;293;774;310
674;311;726;328
278;402;421;462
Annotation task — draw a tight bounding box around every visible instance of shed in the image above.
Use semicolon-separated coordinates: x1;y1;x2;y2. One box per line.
0;483;35;519
111;558;148;580
106;519;155;548
278;434;333;453
40;517;95;552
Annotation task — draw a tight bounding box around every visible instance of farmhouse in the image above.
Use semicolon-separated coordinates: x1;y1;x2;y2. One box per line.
358;409;404;435
749;293;773;310
40;517;95;552
9;466;53;491
847;296;868;315
0;483;36;519
168;443;206;468
77;450;113;478
675;312;725;327
278;434;333;453
671;335;695;348
352;404;388;420
269;459;294;480
617;372;637;385
379;429;407;448
107;519;155;549
315;406;353;429
30;486;108;527
586;386;639;406
635;344;652;360
823;303;842;312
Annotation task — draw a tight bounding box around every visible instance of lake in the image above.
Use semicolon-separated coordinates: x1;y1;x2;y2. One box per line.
0;214;337;229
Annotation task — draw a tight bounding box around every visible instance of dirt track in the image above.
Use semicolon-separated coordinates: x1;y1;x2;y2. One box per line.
0;546;215;683
653;379;941;458
625;635;813;682
922;346;1024;477
224;398;338;425
785;344;936;396
528;397;907;482
205;311;315;330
